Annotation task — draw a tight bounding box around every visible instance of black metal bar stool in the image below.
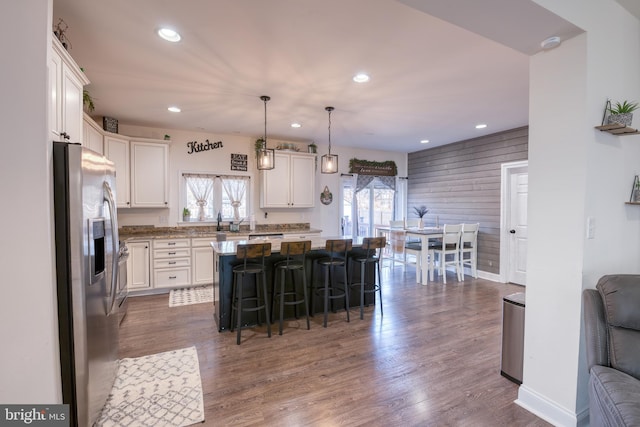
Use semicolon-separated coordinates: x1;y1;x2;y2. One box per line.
313;239;352;328
230;242;272;345
271;240;312;335
350;236;386;320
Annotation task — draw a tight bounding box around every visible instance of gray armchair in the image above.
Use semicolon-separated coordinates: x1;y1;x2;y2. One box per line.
583;275;640;426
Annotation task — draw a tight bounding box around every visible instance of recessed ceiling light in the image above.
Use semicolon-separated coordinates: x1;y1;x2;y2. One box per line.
291;122;302;128
420;139;430;144
475;123;487;129
353;73;370;83
168;106;181;113
158;28;181;42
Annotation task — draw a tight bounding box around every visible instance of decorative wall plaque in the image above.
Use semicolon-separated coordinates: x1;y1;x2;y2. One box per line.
230;153;248;171
103;116;118;133
320;186;333;205
349;158;397;176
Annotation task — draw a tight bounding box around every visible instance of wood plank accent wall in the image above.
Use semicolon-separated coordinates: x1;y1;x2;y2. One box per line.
407;126;528;275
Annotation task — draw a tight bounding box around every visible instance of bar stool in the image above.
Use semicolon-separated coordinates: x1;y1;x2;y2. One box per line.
350;236;386;320
230;242;272;345
271;240;312;335
313;239;352;328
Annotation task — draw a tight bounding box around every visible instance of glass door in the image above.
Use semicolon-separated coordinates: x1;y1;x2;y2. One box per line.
341;177;395;237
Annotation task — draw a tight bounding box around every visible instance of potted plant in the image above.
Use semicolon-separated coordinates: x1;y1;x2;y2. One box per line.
182;207;191;222
413;205;429;229
308;142;317;153
255;138;265;155
83;89;95;112
607;100;639;127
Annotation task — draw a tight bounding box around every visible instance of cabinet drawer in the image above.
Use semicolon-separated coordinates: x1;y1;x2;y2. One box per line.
153;247;191;259
191;237;217;247
154;257;190;269
154;239;190;250
154;267;191;288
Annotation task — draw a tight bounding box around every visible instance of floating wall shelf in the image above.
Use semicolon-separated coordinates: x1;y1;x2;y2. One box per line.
595;123;640;135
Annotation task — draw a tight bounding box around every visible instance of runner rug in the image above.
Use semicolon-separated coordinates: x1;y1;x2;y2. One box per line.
95;346;204;427
169;286;214;307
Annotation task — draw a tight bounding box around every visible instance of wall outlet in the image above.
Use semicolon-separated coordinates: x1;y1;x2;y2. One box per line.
586;216;595;239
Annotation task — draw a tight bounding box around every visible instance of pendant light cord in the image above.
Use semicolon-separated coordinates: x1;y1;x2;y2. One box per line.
326;106;334;155
261;95;270;148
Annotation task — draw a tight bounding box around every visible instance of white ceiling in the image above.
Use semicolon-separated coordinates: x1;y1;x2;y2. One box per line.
53;0;583;153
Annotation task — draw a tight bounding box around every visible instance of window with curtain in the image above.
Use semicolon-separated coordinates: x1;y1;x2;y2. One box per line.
221;176;249;221
182;173;250;222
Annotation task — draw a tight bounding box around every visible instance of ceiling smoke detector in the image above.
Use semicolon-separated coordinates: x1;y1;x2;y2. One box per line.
541;36;561;50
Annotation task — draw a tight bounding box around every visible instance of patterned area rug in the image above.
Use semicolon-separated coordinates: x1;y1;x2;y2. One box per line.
95;346;204;427
169;286;213;307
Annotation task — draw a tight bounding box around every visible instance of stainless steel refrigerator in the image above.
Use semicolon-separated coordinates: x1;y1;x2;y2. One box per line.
53;141;120;427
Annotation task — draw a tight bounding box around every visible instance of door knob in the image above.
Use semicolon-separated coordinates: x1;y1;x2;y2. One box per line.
509;229;516;234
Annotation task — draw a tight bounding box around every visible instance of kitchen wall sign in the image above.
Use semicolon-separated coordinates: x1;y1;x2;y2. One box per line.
187;139;223;154
349;158;397;176
230;154;248;171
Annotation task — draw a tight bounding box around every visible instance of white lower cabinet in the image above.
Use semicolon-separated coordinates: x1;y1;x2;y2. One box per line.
127;241;151;291
192;238;214;286
153;239;191;289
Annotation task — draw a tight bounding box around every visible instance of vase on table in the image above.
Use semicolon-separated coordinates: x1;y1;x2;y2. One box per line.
418;218;424;229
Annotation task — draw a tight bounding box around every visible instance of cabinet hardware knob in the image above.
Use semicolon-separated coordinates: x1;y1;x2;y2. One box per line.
509;229;516;234
169;261;176;265
169;276;177;279
168;252;176;255
168;242;176;245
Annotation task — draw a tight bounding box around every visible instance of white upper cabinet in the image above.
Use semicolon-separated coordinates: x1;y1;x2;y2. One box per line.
49;38;89;143
261;152;315;208
130;141;168;208
82;114;103;154
104;136;169;209
104;135;131;208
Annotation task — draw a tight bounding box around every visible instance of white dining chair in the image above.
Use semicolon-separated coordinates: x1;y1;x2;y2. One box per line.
432;224;463;283
405;218;420;228
388;229;425;282
459;223;479;279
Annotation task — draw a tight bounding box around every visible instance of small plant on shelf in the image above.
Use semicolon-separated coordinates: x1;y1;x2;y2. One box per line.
607;100;639;127
83;89;95;112
182;208;191;221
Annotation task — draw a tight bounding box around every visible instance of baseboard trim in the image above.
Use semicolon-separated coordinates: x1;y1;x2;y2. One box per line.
516;384;581;427
477;269;501;283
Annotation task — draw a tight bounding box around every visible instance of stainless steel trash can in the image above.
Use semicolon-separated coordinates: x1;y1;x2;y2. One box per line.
501;292;525;384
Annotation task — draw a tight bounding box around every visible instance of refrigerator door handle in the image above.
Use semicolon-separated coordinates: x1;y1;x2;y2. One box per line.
104;181;119;314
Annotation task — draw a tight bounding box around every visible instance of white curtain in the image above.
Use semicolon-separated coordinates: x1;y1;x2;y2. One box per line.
222;177;249;221
186;176;214;221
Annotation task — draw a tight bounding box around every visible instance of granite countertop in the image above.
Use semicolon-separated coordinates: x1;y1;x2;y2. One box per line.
119;223;322;241
211;236;362;255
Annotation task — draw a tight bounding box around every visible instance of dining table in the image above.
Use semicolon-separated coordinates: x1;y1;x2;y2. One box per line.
376;226;444;285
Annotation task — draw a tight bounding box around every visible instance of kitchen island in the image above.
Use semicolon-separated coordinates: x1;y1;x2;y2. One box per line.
211;237;375;331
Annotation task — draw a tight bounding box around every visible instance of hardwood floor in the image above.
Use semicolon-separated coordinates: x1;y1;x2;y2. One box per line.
119;267;549;426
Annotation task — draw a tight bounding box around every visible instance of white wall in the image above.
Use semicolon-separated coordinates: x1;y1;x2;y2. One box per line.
115;123;407;236
520;1;640;425
0;0;62;403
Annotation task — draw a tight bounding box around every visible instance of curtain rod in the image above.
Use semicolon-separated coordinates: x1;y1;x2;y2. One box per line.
341;173;407;179
182;173;250;179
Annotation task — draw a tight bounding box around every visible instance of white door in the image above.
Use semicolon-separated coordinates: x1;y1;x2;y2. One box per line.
508;171;528;285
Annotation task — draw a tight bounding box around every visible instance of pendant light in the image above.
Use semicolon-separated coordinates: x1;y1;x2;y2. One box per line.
257;95;275;170
321;106;338;174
